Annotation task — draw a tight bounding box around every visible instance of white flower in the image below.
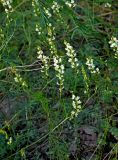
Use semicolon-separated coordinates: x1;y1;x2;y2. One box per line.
32;0;40;16
53;56;65;93
14;73;27;87
104;3;111;8
65;0;76;8
72;94;75;99
7;137;12;145
51;1;61;14
44;7;52;18
1;0;13;13
70;94;82;119
109;36;118;58
64;41;79;72
35;24;42;35
86;57;99;74
47;23;57;55
37;47;49;76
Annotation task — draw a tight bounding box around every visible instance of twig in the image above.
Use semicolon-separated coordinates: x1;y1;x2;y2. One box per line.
89;138;103;160
103;143;118;160
97;11;117;17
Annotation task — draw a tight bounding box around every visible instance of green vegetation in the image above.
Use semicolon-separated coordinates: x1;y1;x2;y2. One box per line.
0;0;118;159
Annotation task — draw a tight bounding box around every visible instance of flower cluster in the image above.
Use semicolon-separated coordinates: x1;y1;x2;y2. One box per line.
65;0;75;8
53;56;64;93
44;7;52;18
32;0;43;37
47;23;55;37
47;23;57;55
14;72;27;87
7;137;12;145
0;28;4;41
104;3;111;8
35;24;42;35
109;36;118;58
70;94;82;119
37;47;49;77
1;0;13;13
86;57;99;74
32;0;40;16
64;41;79;72
51;1;61;14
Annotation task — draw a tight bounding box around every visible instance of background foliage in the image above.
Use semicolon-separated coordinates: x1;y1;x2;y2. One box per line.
0;0;118;159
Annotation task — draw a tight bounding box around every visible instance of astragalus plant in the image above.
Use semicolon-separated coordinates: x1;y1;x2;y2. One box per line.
0;0;117;159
